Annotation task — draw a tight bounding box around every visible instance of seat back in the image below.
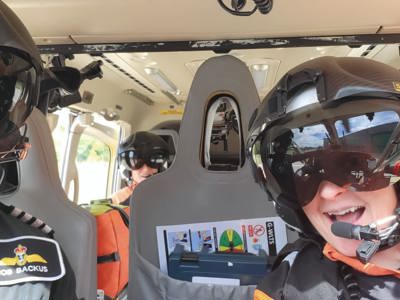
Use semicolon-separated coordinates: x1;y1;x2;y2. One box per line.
3;109;97;300
129;55;296;300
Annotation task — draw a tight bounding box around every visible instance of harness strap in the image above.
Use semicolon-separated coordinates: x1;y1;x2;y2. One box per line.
97;252;120;264
272;237;321;269
106;204;129;228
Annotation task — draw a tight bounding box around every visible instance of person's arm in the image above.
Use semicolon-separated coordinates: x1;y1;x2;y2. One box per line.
17;142;31;160
49;250;79;300
111;183;136;204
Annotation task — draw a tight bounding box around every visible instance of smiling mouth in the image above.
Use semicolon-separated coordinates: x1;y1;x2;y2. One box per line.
325;206;366;223
139;174;153;179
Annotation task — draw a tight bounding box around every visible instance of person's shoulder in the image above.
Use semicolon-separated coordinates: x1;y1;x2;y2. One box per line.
255;258;292;300
260;238;324;288
272;237;321;269
0;204;54;238
255;239;338;300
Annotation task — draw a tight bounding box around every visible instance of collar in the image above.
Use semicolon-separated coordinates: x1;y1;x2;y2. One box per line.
323;243;400;278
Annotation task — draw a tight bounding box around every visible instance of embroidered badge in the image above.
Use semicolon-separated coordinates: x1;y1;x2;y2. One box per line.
0;236;65;285
393;81;400;92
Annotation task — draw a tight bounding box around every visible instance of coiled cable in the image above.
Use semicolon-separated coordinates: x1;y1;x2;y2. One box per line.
339;263;361;300
253;0;273;14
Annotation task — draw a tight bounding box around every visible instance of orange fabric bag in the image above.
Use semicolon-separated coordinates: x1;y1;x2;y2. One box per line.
90;203;130;300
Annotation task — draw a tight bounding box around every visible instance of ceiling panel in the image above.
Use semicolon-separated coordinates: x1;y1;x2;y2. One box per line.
5;0;400;44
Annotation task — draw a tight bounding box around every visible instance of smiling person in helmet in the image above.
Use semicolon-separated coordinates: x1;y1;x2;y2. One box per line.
112;131;170;205
248;56;400;300
0;2;78;299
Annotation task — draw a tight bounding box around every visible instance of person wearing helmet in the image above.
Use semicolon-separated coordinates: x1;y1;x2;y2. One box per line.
112;131;170;205
247;56;400;300
0;2;79;299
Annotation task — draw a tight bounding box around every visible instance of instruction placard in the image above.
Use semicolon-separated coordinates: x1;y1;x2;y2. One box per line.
156;217;287;273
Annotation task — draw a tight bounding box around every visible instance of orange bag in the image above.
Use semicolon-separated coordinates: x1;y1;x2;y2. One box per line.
89;203;129;300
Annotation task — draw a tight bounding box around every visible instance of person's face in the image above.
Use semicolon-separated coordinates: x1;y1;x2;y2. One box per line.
303;180;397;256
131;163;158;184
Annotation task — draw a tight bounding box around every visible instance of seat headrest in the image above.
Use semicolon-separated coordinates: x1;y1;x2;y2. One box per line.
171;55;260;173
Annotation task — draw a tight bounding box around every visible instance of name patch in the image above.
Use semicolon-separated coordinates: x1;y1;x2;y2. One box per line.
0;236;65;285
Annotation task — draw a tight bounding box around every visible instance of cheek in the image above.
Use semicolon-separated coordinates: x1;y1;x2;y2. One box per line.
363;187;398;219
302;198;321;225
131;172;142;182
302;205;315;222
302;198;331;237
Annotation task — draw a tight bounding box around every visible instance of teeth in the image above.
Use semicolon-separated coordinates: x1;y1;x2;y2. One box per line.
327;206;362;216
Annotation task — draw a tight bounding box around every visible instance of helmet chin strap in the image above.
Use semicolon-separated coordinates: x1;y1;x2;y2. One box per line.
331;208;400;263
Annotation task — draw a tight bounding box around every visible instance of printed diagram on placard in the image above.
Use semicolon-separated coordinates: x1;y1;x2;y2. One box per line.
246;223;268;254
166;230;191;253
218;229;244;252
156;217;288;273
190;230;214;252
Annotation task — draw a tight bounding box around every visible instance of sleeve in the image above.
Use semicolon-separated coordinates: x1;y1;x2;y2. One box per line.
49;250;79;300
254;260;291;300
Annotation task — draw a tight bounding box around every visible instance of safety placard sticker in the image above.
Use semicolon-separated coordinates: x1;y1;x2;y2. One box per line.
0;236;65;285
156;217;287;273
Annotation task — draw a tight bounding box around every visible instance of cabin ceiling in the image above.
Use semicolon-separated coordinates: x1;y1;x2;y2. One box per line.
5;0;400;129
5;0;400;45
62;46;352;106
58;44;397;120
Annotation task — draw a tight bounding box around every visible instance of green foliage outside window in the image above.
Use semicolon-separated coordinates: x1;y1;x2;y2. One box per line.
77;134;110;162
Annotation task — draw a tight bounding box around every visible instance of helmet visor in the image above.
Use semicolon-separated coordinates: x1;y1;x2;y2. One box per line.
119;149;169;171
0;160;20;197
0;49;38;151
253;107;400;207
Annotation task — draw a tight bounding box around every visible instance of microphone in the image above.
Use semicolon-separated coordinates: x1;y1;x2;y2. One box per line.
331;213;399;241
331;212;400;263
331;221;383;241
331;221;380;263
331;221;363;240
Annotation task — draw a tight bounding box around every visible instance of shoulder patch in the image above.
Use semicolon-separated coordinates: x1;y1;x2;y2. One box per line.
0;236;65;286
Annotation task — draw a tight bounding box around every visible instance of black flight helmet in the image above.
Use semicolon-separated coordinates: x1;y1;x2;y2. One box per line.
0;1;43;193
247;56;400;236
118;131;170;183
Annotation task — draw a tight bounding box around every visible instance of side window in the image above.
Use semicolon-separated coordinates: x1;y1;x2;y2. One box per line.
75;134;111;204
50;110;70;176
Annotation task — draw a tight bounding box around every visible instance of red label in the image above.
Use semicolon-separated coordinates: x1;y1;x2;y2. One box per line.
248;225;254;237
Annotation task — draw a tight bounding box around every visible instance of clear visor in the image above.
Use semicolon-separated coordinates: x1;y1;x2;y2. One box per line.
252;107;400;207
0;49;37;152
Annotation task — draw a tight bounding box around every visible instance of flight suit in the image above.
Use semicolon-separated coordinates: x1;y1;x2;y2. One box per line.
254;238;400;300
0;202;79;300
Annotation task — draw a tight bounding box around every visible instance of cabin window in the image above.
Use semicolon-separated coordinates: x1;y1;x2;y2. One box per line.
75;134;111;204
51;109;71;176
202;94;244;171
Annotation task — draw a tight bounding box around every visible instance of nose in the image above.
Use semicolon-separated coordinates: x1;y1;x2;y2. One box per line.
139;163;157;175
317;180;348;201
141;164;153;172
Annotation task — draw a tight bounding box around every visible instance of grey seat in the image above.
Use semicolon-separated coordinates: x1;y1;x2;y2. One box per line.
3;108;97;300
129;55;296;300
